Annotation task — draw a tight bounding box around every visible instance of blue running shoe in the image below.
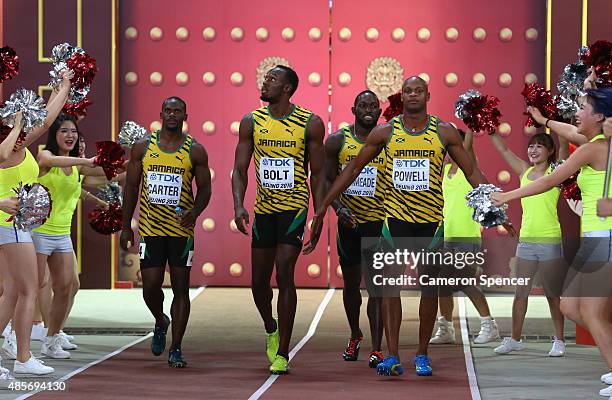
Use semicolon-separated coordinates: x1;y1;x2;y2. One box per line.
376;355;403;376
151;314;170;356
414;354;432;376
168;348;187;368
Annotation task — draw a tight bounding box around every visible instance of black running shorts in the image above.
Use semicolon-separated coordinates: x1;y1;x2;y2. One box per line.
139;236;194;269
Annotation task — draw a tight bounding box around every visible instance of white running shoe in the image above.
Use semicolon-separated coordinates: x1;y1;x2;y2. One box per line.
13;354;54;375
1;333;17;360
1;321;11;339
600;384;612;396
494;337;525;355
429;316;456;344
548;337;566;357
602;372;612;385
41;335;70;359
473;316;500;344
58;335;77;351
59;330;74;342
30;323;48;342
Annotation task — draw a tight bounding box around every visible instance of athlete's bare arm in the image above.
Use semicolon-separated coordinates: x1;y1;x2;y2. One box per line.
232;114;254;235
304;124;390;254
178;141;212;228
306;114;327;214
119;139;147;250
324;130;357;228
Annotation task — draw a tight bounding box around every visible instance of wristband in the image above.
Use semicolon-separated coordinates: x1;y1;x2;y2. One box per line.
545;119;551;128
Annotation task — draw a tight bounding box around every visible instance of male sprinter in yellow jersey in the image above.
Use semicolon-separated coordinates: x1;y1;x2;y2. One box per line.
306;77;487;377
232;66;326;374
120;97;212;368
325;90;385;367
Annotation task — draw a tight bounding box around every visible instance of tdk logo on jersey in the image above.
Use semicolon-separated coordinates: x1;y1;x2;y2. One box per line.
264;159;291;167
395;159;426;168
362;166;376;174
149;173;181;182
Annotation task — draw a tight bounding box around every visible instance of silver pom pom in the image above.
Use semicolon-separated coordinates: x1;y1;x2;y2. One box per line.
96;182;122;205
13;183;51;231
454;89;481;120
0;88;48;133
118;121;147;147
48;43;90;103
465;184;508;228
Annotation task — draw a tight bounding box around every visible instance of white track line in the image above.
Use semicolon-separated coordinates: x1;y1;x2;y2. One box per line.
248;288;335;400
16;285;207;400
458;296;482;400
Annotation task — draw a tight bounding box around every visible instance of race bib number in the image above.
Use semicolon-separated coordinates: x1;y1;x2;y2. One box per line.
344;165;377;197
392;158;430;191
147;172;183;206
259;157;294;189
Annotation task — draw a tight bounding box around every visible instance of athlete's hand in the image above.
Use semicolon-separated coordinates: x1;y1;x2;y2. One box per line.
526;106;546;126
597;198;612;218
120;229;134;250
0;197;19;216
234;206;250;235
336;207;357;229
178;209;199;228
303;209;326;255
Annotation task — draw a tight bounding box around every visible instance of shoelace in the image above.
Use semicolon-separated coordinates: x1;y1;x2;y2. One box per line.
501;337;512;346
345;338;360;355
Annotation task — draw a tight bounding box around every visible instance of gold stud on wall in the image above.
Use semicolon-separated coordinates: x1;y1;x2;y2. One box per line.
497;170;511;184
338;72;351;86
229;263;243;277
417;27;431;42
445;73;458;87
202;27;216;41
230;121;240;135
124;72;138;85
498;73;512;87
473;27;486;42
230;72;244;86
418;73;430;84
202;218;216;232
391;28;405;42
149;72;163;86
176;27;189;41
309;27;322;41
524;73;538;84
201;263;215;277
150;27;163;41
230;27;244;41
472;72;485;87
307;264;321;278
498;122;511;137
308;72;321;86
202;72;216;86
281;27;295;41
338;27;351;41
255;27;269;41
445;27;459;42
202;121;215;135
499;27;513;42
175;72;189;86
150;121;161;131
125;26;138;40
525;28;538;41
366;27;379;42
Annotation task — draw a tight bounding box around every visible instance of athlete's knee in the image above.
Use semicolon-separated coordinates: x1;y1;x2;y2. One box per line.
560;298;581;322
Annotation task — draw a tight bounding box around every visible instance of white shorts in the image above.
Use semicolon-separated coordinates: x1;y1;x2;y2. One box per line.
32;233;73;256
516;241;563;262
0;225;32;246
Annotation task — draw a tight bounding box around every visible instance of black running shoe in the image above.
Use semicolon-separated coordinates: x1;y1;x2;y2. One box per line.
151;314;170;356
368;351;384;368
168;348;187;368
342;337;362;361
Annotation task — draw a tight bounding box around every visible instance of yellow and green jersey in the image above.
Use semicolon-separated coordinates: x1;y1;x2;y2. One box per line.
252;105;312;214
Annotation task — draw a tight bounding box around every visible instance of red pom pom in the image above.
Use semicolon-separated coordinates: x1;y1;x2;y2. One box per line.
521;83;559;127
462;95;502;133
88;202;123;235
62;98;92;118
594;60;612;88
560;176;581;201
93;141;125;180
581;40;612;67
0;46;19;83
66;52;97;90
382;93;403;121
